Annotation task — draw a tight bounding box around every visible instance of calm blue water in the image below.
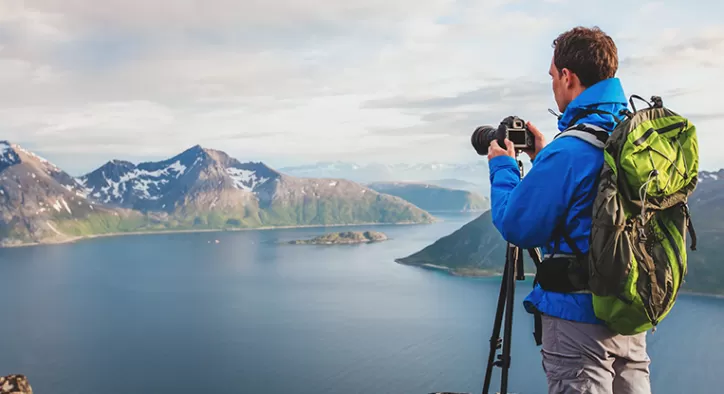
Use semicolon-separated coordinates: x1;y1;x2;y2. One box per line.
0;212;722;394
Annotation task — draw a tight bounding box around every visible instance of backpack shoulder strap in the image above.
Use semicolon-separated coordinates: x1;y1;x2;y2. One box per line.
550;208;587;261
549;122;610;258
554;123;610;149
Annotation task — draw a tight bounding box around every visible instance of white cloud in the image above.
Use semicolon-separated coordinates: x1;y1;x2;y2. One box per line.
1;0;723;176
0;2;71;42
18;0;457;32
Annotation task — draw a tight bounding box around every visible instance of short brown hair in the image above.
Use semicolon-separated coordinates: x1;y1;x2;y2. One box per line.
552;26;618;87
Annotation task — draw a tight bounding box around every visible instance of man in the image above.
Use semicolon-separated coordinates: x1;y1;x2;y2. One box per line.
486;26;652;393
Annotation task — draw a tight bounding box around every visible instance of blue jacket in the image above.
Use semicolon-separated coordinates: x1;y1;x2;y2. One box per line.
487;77;628;324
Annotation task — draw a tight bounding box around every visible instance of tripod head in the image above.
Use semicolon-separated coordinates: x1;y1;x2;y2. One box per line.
512;150;527;179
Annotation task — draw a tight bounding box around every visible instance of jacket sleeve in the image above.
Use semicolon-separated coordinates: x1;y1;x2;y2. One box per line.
487;146;575;249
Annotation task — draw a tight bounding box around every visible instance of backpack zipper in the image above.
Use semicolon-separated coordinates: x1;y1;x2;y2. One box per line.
632;121;686;146
656;121;686;134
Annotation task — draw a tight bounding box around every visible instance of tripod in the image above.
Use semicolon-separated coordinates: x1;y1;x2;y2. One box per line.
480;155;543;394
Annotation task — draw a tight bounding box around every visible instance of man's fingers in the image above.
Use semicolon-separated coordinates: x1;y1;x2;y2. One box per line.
527;121;543;137
504;139;516;155
489;140;504;155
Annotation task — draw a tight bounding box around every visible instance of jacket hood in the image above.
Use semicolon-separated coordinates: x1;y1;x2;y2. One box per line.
557;77;628;132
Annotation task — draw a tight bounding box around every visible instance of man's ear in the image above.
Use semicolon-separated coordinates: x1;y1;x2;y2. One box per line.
561;68;581;89
560;68;573;88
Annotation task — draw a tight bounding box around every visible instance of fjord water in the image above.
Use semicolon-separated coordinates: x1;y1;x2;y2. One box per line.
0;212;722;394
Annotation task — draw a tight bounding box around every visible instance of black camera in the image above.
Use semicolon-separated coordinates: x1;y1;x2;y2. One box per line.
471;116;534;156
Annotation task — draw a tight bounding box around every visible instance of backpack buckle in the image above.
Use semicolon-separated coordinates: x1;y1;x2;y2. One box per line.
638;227;648;242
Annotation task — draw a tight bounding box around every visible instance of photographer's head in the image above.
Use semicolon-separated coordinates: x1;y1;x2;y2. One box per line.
549;26;618;112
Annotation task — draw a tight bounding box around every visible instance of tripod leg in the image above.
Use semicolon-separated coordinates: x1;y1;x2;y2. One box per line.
499;246;520;394
481;244;511;394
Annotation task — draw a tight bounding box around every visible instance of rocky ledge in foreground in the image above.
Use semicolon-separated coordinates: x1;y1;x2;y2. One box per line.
0;375;32;393
289;231;388;245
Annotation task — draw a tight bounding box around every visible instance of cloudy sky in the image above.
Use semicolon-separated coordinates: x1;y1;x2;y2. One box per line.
1;0;723;175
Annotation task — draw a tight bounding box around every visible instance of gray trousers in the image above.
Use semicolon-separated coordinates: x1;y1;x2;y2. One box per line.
540;315;652;394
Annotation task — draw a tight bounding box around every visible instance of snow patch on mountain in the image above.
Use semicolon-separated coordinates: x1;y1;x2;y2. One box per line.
226;167;270;191
164;161;187;178
135;160;187;179
701;172;719;181
53;198;73;215
132;177;168;200
86;160;188;203
61;198;72;214
699;170;724;186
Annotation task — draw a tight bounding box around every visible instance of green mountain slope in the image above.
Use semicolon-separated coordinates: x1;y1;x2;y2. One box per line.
395;210;514;276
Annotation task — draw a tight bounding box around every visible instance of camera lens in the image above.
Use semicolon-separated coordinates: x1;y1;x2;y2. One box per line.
471;126;498;156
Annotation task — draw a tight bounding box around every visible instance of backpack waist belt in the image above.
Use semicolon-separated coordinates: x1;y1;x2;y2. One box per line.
535;255;590;294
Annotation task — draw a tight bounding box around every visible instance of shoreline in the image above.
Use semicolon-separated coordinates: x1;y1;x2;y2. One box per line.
678;290;724;299
397;261;724;299
0;219;436;250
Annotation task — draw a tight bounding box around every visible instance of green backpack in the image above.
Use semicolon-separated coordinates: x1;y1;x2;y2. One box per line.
563;95;699;335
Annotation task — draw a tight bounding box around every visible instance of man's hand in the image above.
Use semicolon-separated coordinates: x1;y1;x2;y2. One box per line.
488;138;515;160
522;121;546;161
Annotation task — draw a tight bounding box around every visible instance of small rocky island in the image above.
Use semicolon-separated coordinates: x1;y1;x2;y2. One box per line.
289;231;388;245
0;375;33;393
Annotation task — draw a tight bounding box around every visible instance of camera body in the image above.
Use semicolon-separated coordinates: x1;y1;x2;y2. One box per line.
471;115;535;156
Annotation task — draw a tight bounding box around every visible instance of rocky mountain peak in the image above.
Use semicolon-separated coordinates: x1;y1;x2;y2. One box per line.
690;168;724;208
699;169;724;183
98;159;137;174
0;141;82;195
78;145;285;212
0;141;21;170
